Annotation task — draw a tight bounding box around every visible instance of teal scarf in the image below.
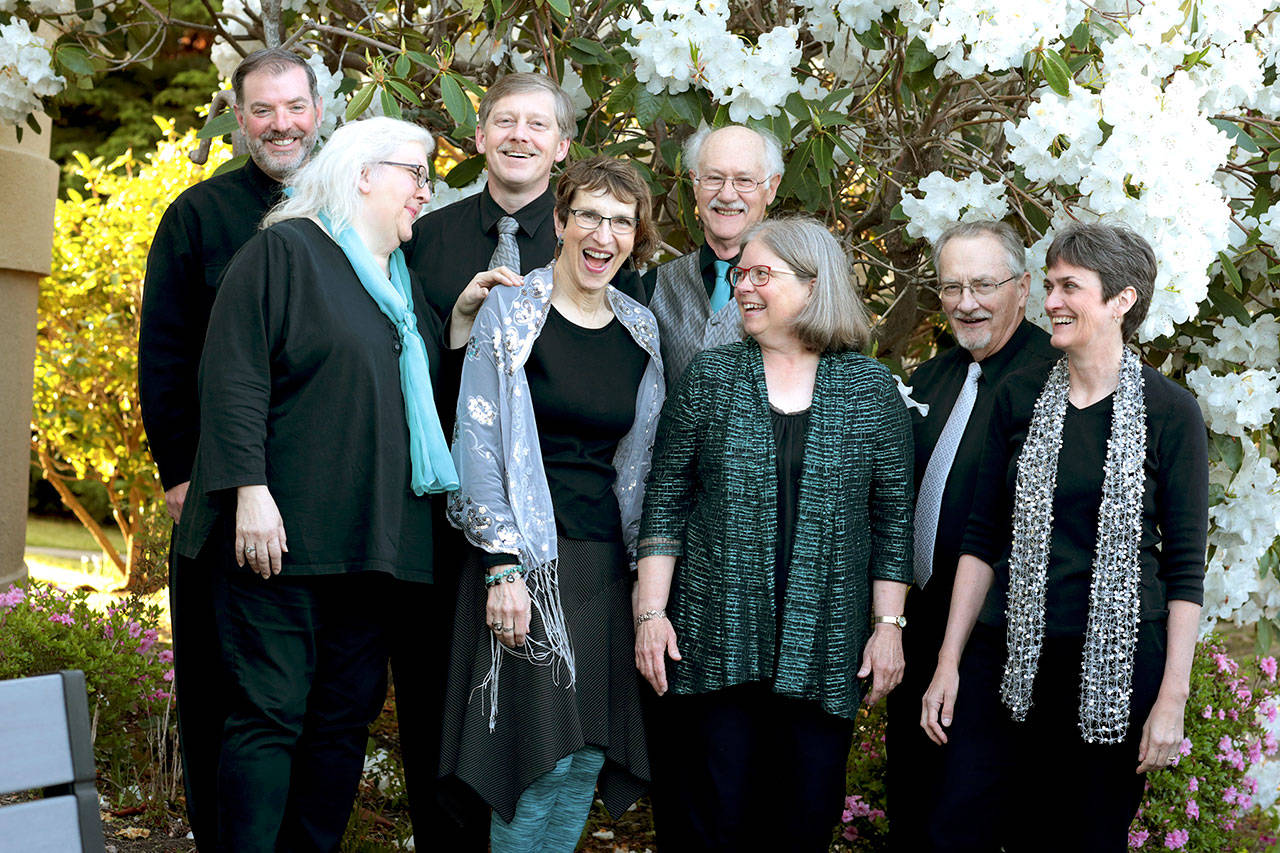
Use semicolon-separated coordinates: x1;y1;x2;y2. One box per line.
320;212;458;495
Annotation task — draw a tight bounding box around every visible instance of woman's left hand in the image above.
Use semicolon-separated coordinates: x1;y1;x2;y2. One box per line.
449;266;524;348
1137;693;1186;773
858;623;905;706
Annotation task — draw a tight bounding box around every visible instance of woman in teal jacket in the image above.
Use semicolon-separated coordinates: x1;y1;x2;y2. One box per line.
635;216;914;852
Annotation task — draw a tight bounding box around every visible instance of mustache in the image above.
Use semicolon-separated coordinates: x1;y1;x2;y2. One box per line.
951;309;992;321
708;200;747;213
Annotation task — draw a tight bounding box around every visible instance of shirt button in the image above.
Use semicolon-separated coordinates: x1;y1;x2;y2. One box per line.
393;342;403;353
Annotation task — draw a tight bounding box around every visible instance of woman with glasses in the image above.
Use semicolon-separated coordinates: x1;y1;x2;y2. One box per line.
441;155;664;851
174;117;505;851
635;216;914;851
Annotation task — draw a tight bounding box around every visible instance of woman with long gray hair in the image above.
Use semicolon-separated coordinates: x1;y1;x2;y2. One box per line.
176;116;506;851
636;216;914;851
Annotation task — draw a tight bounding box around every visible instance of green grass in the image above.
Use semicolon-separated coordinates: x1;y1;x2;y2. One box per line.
26;515;125;553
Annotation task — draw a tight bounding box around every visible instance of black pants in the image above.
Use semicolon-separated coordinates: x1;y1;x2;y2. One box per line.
931;621;1166;853
886;585;950;851
169;533;229;850
648;682;855;853
388;560;488;852
214;571;392;853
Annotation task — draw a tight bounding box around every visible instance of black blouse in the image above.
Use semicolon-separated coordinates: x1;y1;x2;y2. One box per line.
771;405;811;606
176;218;455;583
962;361;1209;635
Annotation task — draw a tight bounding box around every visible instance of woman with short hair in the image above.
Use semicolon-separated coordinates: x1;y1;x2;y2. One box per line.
636;216;914;851
921;223;1209;851
441;155;664;852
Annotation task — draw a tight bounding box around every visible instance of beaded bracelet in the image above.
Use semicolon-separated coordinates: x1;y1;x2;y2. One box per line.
484;565;525;588
635;608;666;628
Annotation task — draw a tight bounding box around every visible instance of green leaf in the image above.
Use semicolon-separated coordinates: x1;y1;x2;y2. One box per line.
196;110;239;139
55;44;95;76
393;54;410;79
817;111;853;129
1210;118;1261;154
440;74;474;127
1207;284;1252;324
444;154;486;188
667;91;702;127
379;87;402;120
1218;251;1244;294
1248;182;1273;218
606;77;637;115
784;92;810;120
904;39;936;74
854;26;884;51
388;79;421;105
336;75;360;96
889;202;908;221
211;154;249;178
1258;617;1273;656
1210;432;1242;473
1041;49;1072;97
633;86;661;127
545;0;571;17
777;138;813;197
812;137;834;186
405;51;437;72
346;83;376;122
581;64;603;101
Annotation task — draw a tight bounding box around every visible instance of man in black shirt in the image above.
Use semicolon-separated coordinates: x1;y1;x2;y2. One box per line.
138;48;322;850
640;124;782;385
886;221;1058;850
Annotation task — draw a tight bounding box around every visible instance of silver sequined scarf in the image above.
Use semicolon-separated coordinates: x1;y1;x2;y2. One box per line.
1001;347;1146;744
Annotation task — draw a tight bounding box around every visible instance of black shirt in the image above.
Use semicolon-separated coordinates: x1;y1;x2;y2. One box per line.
139;157;282;489
905;321;1059;621
176;219;451;582
771;405;810;606
403;184;644;319
961;361;1209;634
640;242;739;303
524;305;649;542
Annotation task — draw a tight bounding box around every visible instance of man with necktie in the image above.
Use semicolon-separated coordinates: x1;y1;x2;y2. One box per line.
642;124;783;385
887;220;1058;850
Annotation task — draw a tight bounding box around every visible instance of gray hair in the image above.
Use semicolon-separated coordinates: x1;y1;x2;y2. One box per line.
1045;223;1156;343
478;72;576;141
742;217;870;353
261;117;434;234
683;124;784;180
232;48;319;106
931;220;1027;279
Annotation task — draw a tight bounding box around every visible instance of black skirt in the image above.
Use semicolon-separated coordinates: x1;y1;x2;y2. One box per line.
439;537;650;823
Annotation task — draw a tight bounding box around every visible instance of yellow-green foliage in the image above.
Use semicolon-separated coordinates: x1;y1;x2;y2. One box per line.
32;118;231;578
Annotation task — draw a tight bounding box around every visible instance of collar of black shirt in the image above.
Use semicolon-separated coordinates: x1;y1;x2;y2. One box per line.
479;184;556;238
244;156;285;206
966;318;1045;380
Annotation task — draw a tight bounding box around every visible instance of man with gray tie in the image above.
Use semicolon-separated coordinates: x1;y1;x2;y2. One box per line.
641;124;782;385
886;221;1057;850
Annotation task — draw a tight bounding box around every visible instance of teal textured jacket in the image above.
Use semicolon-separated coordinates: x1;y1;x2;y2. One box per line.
638;339;914;719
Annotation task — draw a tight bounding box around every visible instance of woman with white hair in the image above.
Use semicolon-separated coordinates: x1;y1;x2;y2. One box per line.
176;116;507;852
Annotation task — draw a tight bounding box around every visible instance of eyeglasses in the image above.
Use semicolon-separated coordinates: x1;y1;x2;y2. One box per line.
728;264;808;288
936;274;1018;303
568;208;638;235
694;174;770;193
379;161;430;188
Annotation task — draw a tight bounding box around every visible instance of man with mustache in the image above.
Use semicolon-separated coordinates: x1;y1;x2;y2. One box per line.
138;48;321;850
641;124;782;385
886;221;1057;850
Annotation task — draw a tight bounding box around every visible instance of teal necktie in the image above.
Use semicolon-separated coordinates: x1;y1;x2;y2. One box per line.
710;259;732;313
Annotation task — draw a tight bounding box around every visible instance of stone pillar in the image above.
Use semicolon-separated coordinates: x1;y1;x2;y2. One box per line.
0;117;59;588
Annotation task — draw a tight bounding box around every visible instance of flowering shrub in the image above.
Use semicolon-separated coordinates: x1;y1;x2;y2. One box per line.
1128;637;1277;850
836;702;890;850
0;581;175;798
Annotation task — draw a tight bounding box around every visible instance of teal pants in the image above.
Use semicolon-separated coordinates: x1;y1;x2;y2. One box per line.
489;746;606;853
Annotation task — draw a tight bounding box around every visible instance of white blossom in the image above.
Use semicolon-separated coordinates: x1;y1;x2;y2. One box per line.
910;0;1086;78
1187;366;1280;437
303;52;346;139
1193;316;1280;371
900;171;1009;243
425;170;487;215
0;18;65;127
1005;82;1103;186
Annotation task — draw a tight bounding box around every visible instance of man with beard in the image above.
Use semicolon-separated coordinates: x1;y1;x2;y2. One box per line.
138;48;321;850
886;221;1057;850
641;124;782;385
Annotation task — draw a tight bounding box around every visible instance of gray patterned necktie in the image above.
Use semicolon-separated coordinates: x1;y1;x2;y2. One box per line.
913;361;982;588
488;215;521;272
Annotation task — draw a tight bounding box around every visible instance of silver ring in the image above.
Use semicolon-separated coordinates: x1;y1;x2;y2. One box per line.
244;545;257;556
491;621;503;631
502;627;514;633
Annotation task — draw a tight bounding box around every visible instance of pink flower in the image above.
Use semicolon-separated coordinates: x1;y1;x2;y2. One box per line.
163;669;175;683
1237;686;1253;705
158;649;174;664
48;612;74;626
0;585;24;608
842;825;859;842
1128;828;1149;848
1185;798;1199;819
1188;776;1199;792
1228;708;1239;722
1249;739;1263;764
1262;656;1278;682
1201;705;1213;719
1178;738;1192;756
1219;735;1234;752
1163;829;1189;849
1213;653;1239;675
1224;786;1238;804
127;620;142;638
1265;732;1278;756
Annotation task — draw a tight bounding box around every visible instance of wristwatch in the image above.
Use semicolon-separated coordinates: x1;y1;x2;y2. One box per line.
872;614;907;628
